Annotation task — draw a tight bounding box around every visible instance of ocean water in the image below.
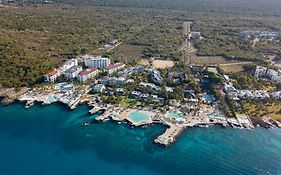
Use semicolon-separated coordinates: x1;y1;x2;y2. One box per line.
0;103;280;175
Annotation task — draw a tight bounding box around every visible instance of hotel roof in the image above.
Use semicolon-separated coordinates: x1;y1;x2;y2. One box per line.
105;63;124;70
78;68;98;76
65;66;82;74
44;69;59;77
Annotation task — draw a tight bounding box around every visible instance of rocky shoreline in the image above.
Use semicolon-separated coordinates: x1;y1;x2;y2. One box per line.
1;87;281;146
0;88;29;105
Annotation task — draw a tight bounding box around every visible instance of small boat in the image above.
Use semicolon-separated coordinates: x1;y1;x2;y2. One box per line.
25;101;34;108
81;122;90;126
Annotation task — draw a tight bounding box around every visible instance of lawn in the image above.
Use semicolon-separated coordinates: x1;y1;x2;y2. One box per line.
220;62;254;73
111;44;145;63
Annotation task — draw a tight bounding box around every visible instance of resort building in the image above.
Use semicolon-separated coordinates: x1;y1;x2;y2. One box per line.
105;63;126;74
104;88;115;96
272;91;281;100
254;66;281;82
60;59;78;72
238;90;255;99
64;66;83;79
148;69;163;85
224;84;239;100
84;55;110;68
77;68;98;82
267;69;281;82
93;84;106;93
119;65;144;78
130;91;141;99
99;77;127;87
240;31;279;41
254;66;267;77
44;69;61;83
139;82;161;94
115;88;126;96
253;90;270;99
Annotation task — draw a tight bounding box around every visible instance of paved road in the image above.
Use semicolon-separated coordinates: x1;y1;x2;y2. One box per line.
180;21;194;65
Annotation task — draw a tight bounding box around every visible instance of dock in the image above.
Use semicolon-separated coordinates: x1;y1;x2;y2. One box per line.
95;110;118;121
154;124;184;146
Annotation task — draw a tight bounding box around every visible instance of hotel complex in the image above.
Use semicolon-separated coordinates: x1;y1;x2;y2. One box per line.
44;55;125;83
84;55;110;68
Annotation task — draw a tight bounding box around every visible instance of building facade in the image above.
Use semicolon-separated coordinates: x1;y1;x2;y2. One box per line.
60;59;78;72
84;55;110;68
93;84;106;93
64;66;83;79
77;68;98;82
105;63;126;74
44;69;61;83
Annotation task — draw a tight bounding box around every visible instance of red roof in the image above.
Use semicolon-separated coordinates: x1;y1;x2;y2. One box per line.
105;63;124;70
44;69;59;77
79;68;98;76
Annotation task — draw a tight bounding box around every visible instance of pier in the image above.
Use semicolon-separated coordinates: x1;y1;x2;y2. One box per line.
95;110;114;122
154;124;184;146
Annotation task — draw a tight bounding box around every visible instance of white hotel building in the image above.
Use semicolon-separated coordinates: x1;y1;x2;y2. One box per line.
64;66;83;79
60;59;78;72
83;55;110;68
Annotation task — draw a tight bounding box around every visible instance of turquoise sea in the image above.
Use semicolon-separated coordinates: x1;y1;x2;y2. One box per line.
0;103;281;175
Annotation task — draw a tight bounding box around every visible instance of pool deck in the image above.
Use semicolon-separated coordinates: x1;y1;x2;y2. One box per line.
94;108;154;126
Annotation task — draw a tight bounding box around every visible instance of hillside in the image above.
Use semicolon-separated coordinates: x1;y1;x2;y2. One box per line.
1;0;281;87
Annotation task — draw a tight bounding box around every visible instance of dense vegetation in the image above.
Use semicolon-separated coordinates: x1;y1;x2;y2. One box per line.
2;0;281;87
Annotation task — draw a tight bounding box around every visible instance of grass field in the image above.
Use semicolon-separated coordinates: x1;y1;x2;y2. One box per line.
220;62;253;73
111;44;144;63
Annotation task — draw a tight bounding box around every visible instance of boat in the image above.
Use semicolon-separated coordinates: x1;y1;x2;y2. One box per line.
25;101;34;108
81;122;90;126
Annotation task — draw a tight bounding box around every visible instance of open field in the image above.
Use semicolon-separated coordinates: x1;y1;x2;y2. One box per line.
219;62;254;73
111;44;144;63
139;59;174;69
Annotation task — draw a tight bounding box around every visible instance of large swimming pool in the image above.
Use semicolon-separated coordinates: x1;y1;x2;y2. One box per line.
129;111;150;124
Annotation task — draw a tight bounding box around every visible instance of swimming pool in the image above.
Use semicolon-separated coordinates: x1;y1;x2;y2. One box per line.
166;111;185;122
203;93;215;103
129;111;150;124
47;95;57;103
166;111;183;119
